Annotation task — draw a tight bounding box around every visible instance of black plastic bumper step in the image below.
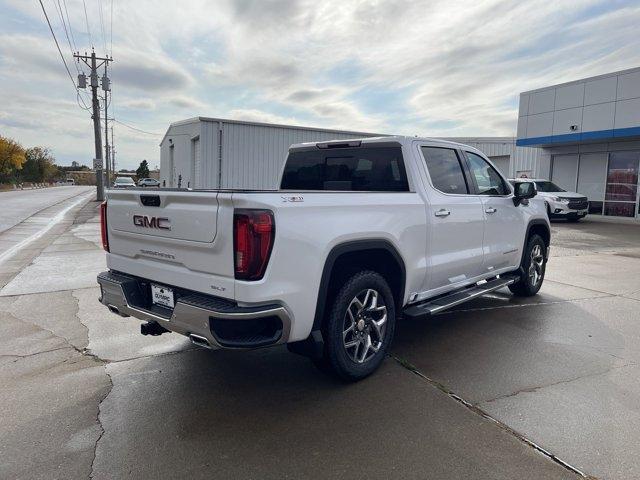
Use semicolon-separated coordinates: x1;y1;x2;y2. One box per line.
403;275;518;319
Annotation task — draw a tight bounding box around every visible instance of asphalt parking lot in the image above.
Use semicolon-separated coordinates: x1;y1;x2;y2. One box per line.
1;189;639;480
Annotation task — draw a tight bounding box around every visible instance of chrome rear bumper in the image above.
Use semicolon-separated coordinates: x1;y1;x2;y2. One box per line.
97;271;291;349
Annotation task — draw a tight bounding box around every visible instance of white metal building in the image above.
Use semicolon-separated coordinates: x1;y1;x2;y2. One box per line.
517;67;640;219
159;118;382;190
160;117;541;190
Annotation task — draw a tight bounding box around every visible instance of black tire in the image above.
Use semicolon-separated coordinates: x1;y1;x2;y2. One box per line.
509;234;547;297
315;270;396;381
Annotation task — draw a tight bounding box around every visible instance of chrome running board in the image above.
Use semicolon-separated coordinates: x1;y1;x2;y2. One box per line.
403;275;518;319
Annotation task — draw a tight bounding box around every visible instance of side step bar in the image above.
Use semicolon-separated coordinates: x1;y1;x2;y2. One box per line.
403;275;519;319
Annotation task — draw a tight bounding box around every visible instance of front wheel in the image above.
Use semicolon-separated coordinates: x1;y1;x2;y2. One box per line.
317;271;396;381
509;234;547;297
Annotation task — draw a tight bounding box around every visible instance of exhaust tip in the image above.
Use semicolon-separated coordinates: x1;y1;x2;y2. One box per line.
189;334;212;349
107;304;130;317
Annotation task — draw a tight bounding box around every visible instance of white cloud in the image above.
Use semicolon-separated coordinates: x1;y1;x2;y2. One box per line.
227;109;299;125
120;99;156;111
1;0;640;168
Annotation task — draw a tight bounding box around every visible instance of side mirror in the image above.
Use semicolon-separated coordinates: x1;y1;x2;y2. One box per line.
513;181;536;206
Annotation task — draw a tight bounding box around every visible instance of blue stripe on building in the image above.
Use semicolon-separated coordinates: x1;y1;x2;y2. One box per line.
517;126;640;147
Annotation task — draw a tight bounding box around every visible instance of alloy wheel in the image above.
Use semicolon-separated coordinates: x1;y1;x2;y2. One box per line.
342;289;387;364
528;244;544;286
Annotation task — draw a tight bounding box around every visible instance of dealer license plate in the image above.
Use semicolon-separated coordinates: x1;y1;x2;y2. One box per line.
151;284;174;309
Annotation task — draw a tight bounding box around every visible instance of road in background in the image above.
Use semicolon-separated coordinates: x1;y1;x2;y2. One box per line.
1;205;638;479
0;186;94;233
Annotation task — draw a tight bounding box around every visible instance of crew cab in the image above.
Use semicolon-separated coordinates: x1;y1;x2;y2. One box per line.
509;178;589;222
97;136;550;381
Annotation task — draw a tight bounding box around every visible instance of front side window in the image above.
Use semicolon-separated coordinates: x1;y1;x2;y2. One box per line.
280;146;409;191
420;147;469;194
465;151;508;196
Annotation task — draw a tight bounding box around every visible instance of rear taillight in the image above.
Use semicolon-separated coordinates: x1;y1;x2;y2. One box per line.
100;201;109;252
233;209;275;280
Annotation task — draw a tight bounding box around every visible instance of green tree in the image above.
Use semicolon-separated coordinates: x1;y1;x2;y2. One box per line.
0;135;26;183
20;147;58;183
135;159;150;179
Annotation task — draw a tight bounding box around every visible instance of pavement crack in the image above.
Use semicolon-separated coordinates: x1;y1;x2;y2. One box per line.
481;362;638;405
390;353;594;479
542;278;615;296
89;364;113;480
0;345;72;360
70;289;91;351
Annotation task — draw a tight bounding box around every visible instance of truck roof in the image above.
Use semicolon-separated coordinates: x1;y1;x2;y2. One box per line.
289;135;480;151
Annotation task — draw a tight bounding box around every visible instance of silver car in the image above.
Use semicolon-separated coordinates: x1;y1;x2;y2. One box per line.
112;177;136;188
137;178;161;188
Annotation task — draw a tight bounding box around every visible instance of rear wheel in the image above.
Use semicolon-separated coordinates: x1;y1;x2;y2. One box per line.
316;271;396;381
509;234;546;297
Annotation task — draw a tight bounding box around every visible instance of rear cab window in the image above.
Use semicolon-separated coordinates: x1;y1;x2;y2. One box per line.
420;146;469;195
281;144;409;191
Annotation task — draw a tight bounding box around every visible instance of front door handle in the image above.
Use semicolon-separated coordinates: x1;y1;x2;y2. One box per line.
485;207;497;214
434;209;451;217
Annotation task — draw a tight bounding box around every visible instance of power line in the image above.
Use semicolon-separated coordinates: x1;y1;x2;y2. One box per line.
97;0;108;54
57;0;91;108
40;0;91;111
82;0;93;47
77;91;91;111
61;0;78;51
38;0;79;95
52;0;78;73
113;119;162;136
109;0;113;57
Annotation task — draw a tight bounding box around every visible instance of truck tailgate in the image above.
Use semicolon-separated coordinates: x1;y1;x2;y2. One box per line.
105;189;235;297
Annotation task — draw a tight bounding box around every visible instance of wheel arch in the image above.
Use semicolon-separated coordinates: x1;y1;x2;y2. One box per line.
524;219;550;260
312;239;406;332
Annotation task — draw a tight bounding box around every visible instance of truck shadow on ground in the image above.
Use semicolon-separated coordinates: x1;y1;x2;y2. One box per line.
391;289;623;404
95;287;627;479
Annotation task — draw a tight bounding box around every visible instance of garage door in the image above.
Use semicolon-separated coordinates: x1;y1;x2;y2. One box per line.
551;154;578;191
489;155;510;177
577;153;607;214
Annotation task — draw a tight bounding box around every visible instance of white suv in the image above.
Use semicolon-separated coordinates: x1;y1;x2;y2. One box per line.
510;178;589;222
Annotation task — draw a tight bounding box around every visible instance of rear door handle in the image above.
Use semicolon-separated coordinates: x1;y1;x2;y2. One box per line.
434;209;450;217
485;207;497;214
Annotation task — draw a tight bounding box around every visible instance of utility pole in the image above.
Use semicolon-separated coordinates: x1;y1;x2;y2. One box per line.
111;125;116;174
103;62;111;187
75;50;112;201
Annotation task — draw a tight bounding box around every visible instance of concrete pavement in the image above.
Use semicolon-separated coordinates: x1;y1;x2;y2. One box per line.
0;186;93;234
393;218;640;480
1;197;638;479
0;187;94;289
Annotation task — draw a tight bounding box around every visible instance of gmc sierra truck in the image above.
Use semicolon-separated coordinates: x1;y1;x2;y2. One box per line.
97;136;550;381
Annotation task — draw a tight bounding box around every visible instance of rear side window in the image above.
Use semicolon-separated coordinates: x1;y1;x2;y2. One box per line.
280;146;409;191
421;147;469;194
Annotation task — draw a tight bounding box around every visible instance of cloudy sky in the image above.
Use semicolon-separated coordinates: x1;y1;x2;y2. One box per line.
1;0;639;169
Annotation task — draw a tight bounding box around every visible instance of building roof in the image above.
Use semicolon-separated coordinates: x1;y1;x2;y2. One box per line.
162;116;387;145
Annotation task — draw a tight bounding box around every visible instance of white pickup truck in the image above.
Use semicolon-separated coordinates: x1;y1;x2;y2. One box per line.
97;136;550;380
